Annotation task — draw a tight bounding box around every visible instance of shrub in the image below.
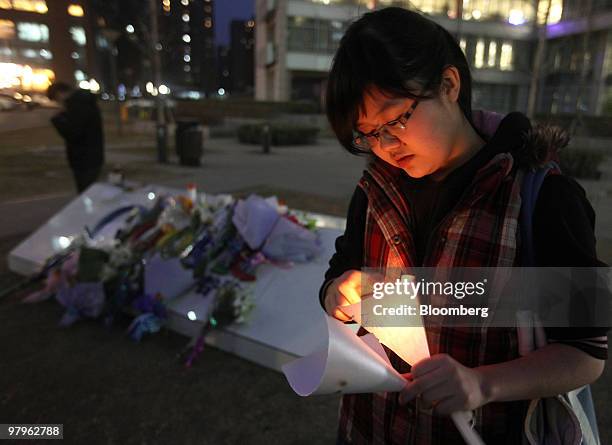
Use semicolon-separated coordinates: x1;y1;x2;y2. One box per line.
559;148;605;179
237;123;319;145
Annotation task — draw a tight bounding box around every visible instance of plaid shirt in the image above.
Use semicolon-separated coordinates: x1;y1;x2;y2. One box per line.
338;153;541;444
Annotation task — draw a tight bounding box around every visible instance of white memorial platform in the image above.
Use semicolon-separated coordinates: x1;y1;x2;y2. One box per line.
8;183;346;371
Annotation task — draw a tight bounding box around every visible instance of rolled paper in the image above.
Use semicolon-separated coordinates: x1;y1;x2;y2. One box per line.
340;274;431;367
282;316;406;396
342;302;431;368
300;274;486;445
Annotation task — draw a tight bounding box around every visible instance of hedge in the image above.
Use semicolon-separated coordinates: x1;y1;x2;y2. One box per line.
559;148;605;179
237;123;319;145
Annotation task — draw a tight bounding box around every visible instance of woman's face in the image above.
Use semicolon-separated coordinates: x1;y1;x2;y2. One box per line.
355;80;465;180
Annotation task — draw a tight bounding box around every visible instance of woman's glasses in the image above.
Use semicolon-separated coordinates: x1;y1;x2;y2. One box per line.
352;100;419;152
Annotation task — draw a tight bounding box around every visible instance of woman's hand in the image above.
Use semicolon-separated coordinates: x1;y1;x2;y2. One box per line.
324;270;382;322
399;354;490;415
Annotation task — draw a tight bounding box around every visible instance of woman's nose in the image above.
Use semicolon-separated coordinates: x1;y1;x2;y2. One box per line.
379;130;401;151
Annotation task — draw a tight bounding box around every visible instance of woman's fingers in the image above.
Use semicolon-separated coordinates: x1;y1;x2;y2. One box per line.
430;396;463;416
420;381;455;407
337;281;362;305
333;306;352;322
399;366;447;405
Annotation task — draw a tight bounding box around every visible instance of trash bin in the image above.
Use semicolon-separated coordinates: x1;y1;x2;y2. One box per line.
175;119;203;166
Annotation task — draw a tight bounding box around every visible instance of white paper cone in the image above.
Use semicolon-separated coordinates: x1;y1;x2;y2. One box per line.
341;302;431;366
282;316;406;396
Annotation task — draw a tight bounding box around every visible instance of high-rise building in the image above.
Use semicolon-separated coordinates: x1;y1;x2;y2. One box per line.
91;0;216;96
217;44;230;92
228;18;255;95
159;0;216;94
0;0;98;92
255;0;612;116
537;1;612;115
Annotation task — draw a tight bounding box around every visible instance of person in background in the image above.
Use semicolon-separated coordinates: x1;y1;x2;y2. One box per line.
47;82;105;193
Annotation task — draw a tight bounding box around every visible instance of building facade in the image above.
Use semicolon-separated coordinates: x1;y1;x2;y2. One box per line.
158;0;216;94
228;18;255;95
91;0;216;97
255;0;612;116
0;0;97;92
537;0;612;115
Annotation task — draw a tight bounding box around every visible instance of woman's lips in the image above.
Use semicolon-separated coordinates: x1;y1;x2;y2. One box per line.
394;154;414;166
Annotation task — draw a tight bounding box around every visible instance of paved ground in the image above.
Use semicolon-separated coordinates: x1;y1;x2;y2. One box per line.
0;121;364;445
1;115;612;444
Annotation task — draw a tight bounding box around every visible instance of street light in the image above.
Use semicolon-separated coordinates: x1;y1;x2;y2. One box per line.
100;28;122;135
149;0;168;163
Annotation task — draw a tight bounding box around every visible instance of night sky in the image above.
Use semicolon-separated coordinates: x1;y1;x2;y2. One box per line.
214;0;254;46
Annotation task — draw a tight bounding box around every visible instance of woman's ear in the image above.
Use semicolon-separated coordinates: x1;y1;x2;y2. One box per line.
440;65;461;103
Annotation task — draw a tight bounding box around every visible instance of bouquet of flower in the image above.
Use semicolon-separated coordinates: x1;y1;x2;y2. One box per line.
19;188;322;365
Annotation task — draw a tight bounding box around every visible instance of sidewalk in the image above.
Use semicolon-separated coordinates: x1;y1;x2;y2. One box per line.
0;135;365;238
1;132;612;444
2;132;611;262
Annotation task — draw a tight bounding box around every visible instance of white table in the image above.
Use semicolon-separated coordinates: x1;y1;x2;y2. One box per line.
8;183;346;371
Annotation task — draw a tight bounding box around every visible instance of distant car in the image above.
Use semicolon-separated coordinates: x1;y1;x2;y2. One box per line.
29;93;57;108
125;98;155;108
125;97;176;109
0;92;56;110
0;94;25;111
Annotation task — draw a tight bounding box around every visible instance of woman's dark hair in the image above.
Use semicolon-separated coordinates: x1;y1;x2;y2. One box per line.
47;82;73;101
326;7;475;155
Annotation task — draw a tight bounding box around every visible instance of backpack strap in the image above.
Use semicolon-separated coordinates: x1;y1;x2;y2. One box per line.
519;161;560;266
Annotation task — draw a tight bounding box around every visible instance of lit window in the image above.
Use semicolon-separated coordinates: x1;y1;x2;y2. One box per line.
1;0;48;14
475;39;484;68
487;41;497;68
508;9;526;26
67;4;84;17
538;0;563;25
0;63;54;91
22;48;37;58
553;51;561;70
0;19;15;39
500;43;513;70
17;22;49;42
70;26;86;46
39;48;52;59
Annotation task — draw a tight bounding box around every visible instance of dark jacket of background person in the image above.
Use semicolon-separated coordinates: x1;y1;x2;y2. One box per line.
51;90;105;171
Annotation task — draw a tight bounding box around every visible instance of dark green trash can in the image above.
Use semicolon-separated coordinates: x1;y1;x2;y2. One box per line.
175;119;203;166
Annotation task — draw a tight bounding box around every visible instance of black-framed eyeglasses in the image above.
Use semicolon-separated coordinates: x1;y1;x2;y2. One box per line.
352;100;419;152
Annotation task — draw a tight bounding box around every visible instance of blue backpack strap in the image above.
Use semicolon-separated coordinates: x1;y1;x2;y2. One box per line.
519;161;560;266
520;161;602;444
